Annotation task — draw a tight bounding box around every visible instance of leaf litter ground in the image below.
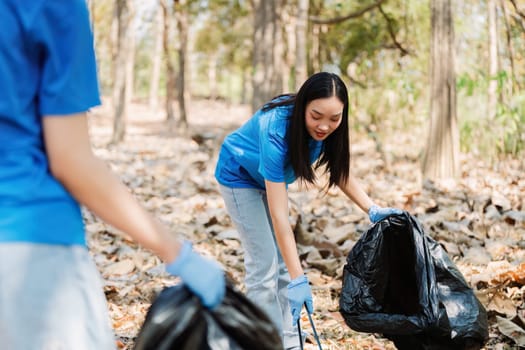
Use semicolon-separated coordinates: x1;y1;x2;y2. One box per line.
86;100;524;350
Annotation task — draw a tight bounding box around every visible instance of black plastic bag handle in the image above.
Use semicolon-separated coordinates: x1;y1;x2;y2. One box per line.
297;303;323;350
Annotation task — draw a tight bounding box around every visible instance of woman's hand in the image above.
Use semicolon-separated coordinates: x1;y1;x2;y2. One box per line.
287;275;313;324
166;241;225;309
368;205;403;223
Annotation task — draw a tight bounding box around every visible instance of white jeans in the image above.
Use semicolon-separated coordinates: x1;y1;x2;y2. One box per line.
219;185;301;349
0;243;115;350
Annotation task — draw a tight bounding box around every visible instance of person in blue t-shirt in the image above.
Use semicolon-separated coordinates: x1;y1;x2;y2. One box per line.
215;72;402;349
0;1;224;349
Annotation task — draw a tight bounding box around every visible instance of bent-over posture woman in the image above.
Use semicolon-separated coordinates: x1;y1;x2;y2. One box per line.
215;72;401;349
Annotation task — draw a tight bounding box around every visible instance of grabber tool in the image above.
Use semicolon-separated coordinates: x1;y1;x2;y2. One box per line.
297;302;323;350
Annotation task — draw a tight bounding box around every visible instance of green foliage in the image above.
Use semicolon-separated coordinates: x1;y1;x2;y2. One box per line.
192;0;251;100
88;0;523;161
314;0;431;138
92;0;116;95
457;73;478;97
495;93;525;155
337;18;390;71
458;72;525;157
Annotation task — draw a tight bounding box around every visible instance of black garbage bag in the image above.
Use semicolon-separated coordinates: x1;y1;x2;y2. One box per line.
134;281;284;350
339;212;488;350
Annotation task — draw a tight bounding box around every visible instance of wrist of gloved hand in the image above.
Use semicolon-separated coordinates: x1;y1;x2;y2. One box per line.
287;275;314;324
166;241;225;309
368;204;403;223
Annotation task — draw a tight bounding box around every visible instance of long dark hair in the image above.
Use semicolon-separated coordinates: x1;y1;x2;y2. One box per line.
262;72;350;188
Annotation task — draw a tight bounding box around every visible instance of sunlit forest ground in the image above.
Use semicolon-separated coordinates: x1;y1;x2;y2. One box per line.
86;99;524;350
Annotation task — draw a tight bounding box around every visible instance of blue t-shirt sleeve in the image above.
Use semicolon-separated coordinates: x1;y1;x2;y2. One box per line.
37;0;100;116
258;110;288;183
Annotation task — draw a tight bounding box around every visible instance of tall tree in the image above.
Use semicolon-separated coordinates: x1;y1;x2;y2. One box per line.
111;0;133;144
149;4;163;110
160;0;176;127
282;3;296;91
487;0;498;120
295;0;309;89
252;0;284;112
174;0;189;130
125;0;135;105
422;0;459;180
500;0;520;93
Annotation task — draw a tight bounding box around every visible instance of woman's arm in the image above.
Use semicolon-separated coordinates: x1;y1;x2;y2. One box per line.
266;181;314;322
43;113;225;308
337;173;375;213
338;173;403;223
264;180;303;279
43;113;181;262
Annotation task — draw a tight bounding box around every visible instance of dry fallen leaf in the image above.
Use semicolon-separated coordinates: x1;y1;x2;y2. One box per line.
486;293;518;317
103;259;136;277
496;315;525;347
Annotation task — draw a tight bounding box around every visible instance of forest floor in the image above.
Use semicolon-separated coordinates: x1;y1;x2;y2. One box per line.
87;99;524;350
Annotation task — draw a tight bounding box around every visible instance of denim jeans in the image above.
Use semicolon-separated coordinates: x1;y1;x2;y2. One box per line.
0;243;115;350
219;185;301;349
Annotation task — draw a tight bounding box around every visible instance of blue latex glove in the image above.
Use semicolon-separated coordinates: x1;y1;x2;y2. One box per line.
166;241;225;309
287;275;314;324
368;204;403;223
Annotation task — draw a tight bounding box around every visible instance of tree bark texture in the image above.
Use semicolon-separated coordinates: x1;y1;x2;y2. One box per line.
309;24;320;74
149;5;163;110
111;0;132;144
160;0;176;125
124;0;135;106
252;0;284;112
500;0;520;93
488;0;498;120
282;5;295;92
174;0;189;129
422;0;459;181
295;0;309;89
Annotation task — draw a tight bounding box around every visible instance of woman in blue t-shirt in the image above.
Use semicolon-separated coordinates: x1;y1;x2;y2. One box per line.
215;72;401;349
0;1;224;349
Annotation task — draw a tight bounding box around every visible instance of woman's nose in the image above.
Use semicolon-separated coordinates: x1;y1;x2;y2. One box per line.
319;124;329;131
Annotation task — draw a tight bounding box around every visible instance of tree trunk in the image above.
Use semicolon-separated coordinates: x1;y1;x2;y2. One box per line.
149;5;163;110
295;0;309;89
125;0;135;106
500;0;520;93
487;0;498;120
252;0;283;112
160;0;176;127
273;9;285;94
282;5;295;91
208;53;218;100
111;0;132;144
310;24;321;74
110;3;119;93
422;0;459;181
241;68;250;105
174;0;189;130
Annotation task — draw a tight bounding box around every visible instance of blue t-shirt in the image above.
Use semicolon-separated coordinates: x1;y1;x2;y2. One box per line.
0;1;100;245
215;103;323;190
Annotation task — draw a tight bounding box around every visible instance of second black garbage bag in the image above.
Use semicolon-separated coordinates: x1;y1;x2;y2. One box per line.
134;281;284;350
339;212;488;350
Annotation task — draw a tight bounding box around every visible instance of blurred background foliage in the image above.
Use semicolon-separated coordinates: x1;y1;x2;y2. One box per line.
89;0;524;161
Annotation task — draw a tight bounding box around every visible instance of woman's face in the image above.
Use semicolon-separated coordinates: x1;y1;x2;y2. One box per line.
304;96;344;141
